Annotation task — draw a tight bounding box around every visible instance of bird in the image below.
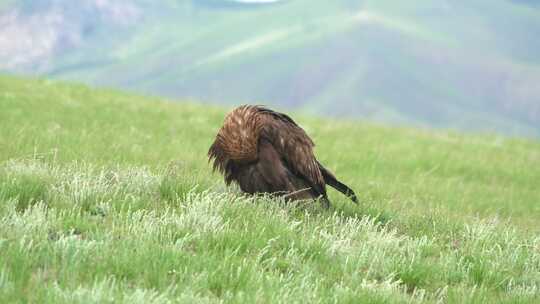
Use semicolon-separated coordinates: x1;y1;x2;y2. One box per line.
208;105;358;208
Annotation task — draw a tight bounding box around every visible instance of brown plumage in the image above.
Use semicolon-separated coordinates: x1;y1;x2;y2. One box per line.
208;105;358;208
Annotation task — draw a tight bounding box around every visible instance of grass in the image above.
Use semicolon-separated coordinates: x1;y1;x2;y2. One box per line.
0;75;539;303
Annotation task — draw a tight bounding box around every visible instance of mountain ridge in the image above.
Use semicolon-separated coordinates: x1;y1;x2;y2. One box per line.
1;0;540;137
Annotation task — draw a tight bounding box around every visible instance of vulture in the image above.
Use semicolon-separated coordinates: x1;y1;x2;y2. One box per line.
208;105;358;208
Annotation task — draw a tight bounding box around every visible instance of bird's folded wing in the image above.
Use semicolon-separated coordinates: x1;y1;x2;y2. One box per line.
259;109;326;196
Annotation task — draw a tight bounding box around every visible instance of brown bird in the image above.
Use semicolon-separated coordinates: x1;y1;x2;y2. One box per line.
208;105;358;208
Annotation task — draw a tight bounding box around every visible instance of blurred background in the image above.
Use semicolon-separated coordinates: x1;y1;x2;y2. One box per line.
1;0;539;137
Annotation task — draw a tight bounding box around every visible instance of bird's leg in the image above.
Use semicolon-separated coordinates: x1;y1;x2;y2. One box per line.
320;196;331;209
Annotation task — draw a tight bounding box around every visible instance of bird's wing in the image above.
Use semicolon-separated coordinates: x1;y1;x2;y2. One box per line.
257;107;326;197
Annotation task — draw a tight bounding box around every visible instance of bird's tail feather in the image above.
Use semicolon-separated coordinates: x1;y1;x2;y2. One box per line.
318;162;358;204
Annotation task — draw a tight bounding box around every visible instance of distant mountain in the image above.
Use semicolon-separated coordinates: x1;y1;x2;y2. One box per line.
1;0;540;137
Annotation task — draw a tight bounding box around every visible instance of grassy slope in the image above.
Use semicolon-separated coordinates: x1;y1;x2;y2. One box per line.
0;75;539;303
5;0;540;136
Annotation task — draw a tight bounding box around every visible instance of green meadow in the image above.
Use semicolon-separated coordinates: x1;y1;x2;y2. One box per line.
0;75;539;303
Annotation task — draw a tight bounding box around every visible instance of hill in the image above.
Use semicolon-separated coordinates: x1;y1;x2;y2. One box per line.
1;75;540;302
1;0;540;137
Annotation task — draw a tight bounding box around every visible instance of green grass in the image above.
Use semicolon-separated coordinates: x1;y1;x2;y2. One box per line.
0;75;539;303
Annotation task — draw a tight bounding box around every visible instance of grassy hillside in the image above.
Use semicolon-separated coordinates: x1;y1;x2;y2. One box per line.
2;0;540;137
1;75;539;303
